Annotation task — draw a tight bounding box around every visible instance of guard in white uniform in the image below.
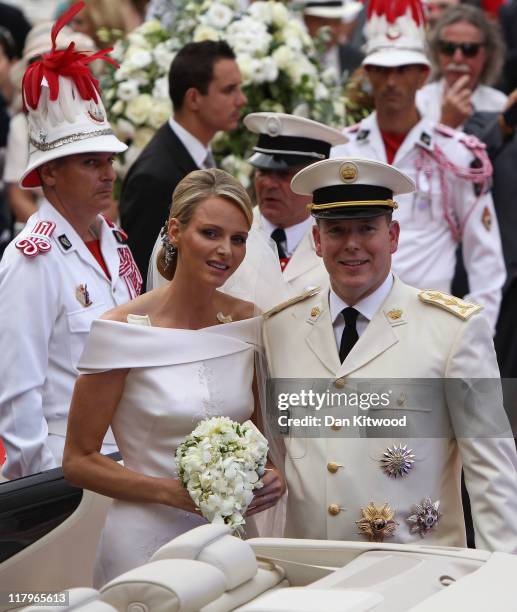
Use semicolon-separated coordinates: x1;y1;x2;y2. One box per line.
0;3;141;480
331;0;505;333
245;112;348;294
263;157;517;553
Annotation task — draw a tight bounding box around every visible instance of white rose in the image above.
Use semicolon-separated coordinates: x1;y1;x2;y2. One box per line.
271;2;289;27
248;1;273;24
116;118;135;140
152;76;169;99
133;127;155;149
315;82;329;100
193;24;220;42
272;45;295;70
205;3;234;29
116;79;140;102
111;100;125;115
148;98;172;129
250;57;278;84
236;53;253;85
138;20;163;36
125;94;153;125
126;47;153;69
322;66;339;85
153;43;175;72
127;32;151;49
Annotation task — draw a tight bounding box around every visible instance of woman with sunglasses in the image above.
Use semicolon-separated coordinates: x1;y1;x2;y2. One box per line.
417;4;507;128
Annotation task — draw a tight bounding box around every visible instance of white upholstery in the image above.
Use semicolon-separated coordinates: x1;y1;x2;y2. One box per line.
236;588;383;611
151;524;258;590
150;525;287;611
100;559;226;612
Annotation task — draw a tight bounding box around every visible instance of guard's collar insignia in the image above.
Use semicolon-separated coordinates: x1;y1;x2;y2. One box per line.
58;234;72;251
113;230;127;244
356;129;370;142
419;132;432;147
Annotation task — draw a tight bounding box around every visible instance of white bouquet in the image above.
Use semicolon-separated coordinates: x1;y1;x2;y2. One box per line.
176;416;268;531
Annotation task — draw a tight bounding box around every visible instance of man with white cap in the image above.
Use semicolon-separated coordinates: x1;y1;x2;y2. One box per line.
263;157;517;552
301;0;365;81
331;0;506;334
244;112;347;293
0;1;141;480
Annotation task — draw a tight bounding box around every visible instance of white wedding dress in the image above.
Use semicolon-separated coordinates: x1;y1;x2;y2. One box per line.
77;314;262;587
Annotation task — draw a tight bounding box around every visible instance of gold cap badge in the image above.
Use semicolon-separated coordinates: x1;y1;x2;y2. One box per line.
340;161;358;183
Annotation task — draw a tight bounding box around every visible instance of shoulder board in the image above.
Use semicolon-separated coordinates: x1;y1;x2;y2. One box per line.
418;290;482;320
15;220;56;258
263;286;321;320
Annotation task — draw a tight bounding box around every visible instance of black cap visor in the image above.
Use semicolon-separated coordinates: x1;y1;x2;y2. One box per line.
312;205;393;220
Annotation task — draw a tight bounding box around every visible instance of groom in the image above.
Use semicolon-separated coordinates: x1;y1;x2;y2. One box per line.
262;157;517;553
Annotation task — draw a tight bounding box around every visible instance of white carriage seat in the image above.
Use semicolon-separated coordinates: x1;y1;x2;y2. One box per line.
99;558;226;612
149;524;288;612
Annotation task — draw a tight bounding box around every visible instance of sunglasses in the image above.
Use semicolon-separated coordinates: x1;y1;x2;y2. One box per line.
438;40;485;58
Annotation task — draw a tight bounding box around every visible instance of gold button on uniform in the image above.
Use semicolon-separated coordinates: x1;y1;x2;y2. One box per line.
327;462;340;473
333;378;346;389
331;423;341;431
328;503;341;516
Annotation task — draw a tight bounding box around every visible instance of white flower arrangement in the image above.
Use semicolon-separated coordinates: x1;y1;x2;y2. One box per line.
176;417;268;531
102;0;346;182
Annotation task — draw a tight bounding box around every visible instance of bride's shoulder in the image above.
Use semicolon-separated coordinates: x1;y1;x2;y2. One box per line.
101;290;161;323
216;292;259;322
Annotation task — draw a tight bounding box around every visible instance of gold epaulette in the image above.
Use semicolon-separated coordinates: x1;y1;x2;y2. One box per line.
262;286;321;320
418;290;483;320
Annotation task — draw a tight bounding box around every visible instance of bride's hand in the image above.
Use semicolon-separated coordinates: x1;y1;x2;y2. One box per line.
245;465;286;516
163;478;202;515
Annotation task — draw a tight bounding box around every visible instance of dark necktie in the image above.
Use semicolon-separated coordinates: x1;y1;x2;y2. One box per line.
339;307;359;363
270;228;287;260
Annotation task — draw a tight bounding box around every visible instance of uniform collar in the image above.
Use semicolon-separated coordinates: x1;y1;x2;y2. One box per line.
169;116;210;168
329;272;394;325
39;200;121;284
359;112;435;154
260;214;314;257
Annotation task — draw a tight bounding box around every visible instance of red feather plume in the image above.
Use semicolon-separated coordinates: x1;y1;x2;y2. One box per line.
22;0;119;111
368;0;426;25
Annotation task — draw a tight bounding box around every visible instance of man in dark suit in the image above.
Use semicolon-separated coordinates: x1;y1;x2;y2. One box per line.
119;40;247;284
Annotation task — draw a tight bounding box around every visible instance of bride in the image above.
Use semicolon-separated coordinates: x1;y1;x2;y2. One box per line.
63;168;285;586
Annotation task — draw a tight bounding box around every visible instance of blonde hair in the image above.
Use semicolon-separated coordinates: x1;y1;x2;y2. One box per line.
158;168;253;280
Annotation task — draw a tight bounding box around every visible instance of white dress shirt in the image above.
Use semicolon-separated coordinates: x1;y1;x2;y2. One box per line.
168;117;213;168
260;215;314;258
329;273;394;349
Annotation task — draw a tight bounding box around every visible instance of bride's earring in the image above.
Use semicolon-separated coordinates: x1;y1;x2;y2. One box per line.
160;223;176;267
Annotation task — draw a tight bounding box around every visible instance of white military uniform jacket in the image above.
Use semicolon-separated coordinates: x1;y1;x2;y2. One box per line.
331;113;506;333
263;276;517;553
252;208;328;294
0;200;141;480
